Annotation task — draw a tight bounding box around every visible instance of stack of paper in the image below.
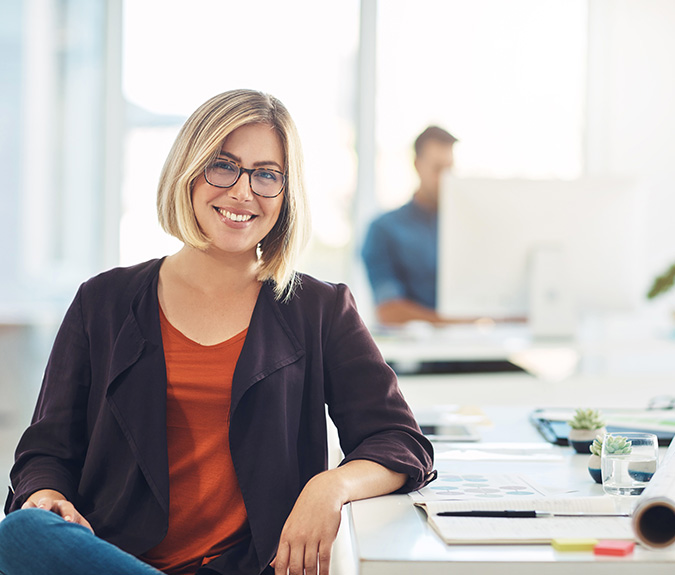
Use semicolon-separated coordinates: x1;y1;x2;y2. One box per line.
415;497;633;544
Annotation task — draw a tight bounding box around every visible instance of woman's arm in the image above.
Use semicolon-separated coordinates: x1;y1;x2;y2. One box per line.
271;281;434;575
272;460;405;575
7;286;91;514
324;284;435;492
21;489;93;533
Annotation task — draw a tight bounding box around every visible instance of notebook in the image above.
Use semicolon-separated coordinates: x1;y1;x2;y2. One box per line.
415;497;633;544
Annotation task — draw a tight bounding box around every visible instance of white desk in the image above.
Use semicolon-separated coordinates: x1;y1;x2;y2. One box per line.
373;320;675;379
396;371;675;410
348;406;675;574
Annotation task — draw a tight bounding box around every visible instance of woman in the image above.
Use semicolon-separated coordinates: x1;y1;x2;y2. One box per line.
0;89;434;575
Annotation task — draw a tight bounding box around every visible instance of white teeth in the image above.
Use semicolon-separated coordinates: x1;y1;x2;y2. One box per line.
216;208;253;222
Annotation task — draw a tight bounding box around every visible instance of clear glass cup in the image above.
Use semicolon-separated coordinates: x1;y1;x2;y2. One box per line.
601;432;659;496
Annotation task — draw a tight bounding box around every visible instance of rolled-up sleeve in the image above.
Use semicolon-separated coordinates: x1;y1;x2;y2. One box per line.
322;283;434;492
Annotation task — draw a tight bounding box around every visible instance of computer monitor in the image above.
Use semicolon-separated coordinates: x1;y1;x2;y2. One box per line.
437;176;644;337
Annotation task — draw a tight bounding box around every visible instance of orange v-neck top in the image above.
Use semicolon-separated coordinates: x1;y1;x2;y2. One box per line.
140;308;249;575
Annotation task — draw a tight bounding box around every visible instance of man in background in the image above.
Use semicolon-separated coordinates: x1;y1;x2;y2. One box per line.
362;126;457;325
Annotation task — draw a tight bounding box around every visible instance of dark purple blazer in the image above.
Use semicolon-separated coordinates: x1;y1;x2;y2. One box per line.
5;258;434;574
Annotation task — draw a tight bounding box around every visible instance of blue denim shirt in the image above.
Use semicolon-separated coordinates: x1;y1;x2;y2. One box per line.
362;200;438;309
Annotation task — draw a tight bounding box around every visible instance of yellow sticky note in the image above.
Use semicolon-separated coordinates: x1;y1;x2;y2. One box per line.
551;538;598;552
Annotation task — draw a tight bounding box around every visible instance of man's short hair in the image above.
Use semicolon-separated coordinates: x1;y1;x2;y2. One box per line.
414;126;458;157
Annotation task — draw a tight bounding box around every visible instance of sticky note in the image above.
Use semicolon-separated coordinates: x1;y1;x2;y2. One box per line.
594;540;635;556
551;538;598;552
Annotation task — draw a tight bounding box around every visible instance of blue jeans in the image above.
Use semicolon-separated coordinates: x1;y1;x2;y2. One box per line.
0;508;165;575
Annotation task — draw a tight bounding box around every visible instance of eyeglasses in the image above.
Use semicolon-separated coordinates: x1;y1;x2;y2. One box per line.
204;158;286;198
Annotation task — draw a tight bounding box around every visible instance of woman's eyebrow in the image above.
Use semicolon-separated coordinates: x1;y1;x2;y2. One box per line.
218;151;283;171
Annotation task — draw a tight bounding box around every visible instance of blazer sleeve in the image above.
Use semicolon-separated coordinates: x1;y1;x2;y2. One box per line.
322;284;435;492
5;286;91;514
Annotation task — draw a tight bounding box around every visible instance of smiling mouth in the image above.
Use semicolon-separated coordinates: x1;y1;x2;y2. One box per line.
214;207;255;222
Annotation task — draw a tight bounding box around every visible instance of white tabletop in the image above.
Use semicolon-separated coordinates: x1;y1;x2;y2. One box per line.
348;406;675;574
372;319;675;378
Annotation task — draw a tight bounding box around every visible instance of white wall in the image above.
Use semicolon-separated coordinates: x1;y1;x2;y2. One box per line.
586;0;675;306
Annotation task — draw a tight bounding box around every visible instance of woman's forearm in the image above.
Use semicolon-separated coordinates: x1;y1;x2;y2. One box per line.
321;459;407;505
272;459;407;573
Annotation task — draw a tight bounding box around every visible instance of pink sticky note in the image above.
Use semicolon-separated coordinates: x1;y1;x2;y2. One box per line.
594;540;635;556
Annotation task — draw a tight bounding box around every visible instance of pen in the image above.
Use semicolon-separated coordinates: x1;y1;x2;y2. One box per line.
436;510;630;518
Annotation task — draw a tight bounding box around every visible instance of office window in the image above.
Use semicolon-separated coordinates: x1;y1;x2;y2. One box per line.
121;0;360;282
8;0;120;303
375;0;588;210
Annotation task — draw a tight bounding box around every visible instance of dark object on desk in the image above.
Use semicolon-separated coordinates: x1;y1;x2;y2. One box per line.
437;510;629;518
439;510;538;518
390;359;525;375
530;408;675;447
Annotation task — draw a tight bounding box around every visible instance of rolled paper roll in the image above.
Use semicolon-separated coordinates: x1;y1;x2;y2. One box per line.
632;437;675;548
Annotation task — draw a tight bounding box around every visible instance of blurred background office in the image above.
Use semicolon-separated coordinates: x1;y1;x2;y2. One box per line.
3;0;675;496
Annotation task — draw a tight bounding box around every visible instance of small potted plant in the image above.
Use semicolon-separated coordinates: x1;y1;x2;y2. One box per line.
568;408;606;454
588;434;631;483
588;436;603;483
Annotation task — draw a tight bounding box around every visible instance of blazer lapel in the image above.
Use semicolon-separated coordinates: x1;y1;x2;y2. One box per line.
101;273;303;516
104;268;169;514
231;283;305;415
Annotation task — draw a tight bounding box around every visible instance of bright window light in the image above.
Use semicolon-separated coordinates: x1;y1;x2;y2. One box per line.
376;0;588;209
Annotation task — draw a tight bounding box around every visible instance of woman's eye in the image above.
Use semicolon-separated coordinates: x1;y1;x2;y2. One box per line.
254;170;278;182
213;160;237;173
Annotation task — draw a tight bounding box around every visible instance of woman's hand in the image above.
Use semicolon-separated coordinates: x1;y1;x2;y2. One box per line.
271;460;407;575
271;470;345;575
22;489;94;533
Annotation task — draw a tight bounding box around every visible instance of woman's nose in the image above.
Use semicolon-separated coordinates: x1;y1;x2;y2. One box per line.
228;172;254;201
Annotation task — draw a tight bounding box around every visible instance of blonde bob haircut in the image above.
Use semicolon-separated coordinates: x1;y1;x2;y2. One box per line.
157;89;311;301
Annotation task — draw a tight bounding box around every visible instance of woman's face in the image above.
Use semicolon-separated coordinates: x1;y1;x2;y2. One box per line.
191;123;285;259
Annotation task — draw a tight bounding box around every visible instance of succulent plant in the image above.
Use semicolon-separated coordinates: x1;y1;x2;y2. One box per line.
589;435;603;456
589;434;633;456
568;408;606;430
602;434;633;455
